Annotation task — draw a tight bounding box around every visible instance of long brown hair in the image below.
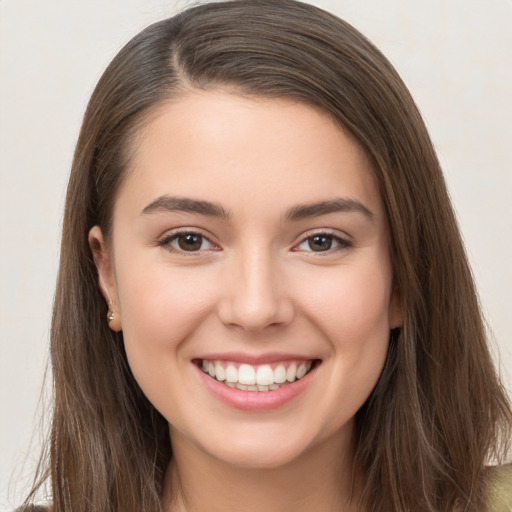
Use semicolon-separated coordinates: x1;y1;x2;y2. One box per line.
22;1;511;511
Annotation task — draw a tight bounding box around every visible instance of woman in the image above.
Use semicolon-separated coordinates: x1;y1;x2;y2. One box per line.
20;0;511;511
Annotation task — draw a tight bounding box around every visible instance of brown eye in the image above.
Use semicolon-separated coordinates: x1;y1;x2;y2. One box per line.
177;233;204;251
294;232;352;253
308;235;333;252
160;231;217;253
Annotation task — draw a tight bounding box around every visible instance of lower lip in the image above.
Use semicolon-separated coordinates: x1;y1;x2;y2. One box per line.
195;364;318;411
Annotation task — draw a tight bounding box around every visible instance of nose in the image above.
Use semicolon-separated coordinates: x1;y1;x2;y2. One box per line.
217;249;295;332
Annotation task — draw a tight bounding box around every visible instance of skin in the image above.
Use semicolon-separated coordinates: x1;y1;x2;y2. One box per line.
90;90;402;511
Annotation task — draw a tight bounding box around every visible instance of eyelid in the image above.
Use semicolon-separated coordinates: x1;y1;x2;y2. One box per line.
291;229;353;253
158;228;221;254
157;227;352;254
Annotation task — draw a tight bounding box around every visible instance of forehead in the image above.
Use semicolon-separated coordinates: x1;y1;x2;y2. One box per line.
116;90;384;222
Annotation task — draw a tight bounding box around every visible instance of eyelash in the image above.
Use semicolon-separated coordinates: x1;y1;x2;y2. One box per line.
293;232;353;254
158;230;220;254
158;230;353;255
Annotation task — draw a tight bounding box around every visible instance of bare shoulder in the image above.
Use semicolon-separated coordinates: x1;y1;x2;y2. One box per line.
487;464;512;512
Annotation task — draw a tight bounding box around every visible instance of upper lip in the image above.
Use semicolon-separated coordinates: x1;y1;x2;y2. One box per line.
195;352;317;365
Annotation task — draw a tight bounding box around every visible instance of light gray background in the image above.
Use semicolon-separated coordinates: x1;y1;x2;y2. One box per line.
1;0;511;508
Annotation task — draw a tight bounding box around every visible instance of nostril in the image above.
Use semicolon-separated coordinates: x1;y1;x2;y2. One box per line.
218;297;295;332
215;260;295;331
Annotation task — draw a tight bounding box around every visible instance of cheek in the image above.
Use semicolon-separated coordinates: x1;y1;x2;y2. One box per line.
303;262;391;393
114;264;218;420
300;267;392;433
302;263;393;344
115;260;218;372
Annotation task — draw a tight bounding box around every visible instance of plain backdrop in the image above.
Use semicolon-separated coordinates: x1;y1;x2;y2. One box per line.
1;0;511;508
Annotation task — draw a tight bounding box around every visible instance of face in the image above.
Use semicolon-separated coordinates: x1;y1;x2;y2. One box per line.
90;91;402;469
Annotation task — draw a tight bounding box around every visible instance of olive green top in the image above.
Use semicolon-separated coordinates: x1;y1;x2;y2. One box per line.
488;464;512;512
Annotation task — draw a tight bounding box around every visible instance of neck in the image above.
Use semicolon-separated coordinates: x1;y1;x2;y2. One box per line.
162;428;362;512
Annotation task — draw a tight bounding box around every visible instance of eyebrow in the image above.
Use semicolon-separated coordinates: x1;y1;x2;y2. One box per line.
141;196;231;219
140;195;374;222
284;198;374;222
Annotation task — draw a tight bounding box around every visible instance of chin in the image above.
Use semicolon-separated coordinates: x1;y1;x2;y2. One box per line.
208;438;310;469
187;419;338;470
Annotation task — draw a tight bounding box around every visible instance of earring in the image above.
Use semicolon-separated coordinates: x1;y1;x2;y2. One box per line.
107;310;115;323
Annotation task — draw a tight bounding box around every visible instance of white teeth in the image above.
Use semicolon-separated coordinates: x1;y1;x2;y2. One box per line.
286;363;297;382
296;363;307;379
274;364;287;383
225;365;238;383
256;365;274;386
238;364;256;385
200;359;315;391
215;362;226;381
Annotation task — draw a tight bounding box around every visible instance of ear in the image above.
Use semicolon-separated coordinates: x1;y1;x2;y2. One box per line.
88;226;122;332
388;283;403;329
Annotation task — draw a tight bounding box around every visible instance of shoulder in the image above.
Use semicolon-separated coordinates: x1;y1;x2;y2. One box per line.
14;506;51;512
487;464;512;512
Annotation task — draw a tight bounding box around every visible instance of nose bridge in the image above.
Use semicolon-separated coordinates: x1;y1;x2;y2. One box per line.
219;243;293;331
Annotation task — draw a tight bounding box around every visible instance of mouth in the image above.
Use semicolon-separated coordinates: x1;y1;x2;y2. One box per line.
195;358;320;392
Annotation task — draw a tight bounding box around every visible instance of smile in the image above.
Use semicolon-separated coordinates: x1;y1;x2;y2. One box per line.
199;359;316;392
